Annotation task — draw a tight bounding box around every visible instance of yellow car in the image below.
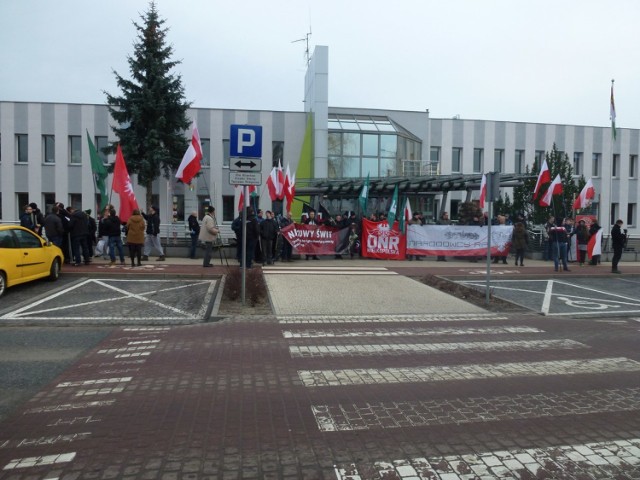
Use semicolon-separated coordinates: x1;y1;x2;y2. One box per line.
0;224;64;298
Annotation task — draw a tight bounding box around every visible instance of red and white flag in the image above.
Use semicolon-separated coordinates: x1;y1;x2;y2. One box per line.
587;228;602;259
572;178;596;210
276;160;285;200
403;197;412;222
479;173;487;209
236;184;257;212
112;144;139;222
175;121;203;185
539;174;563;207
266;167;279;201
533;159;551;199
283;165;296;212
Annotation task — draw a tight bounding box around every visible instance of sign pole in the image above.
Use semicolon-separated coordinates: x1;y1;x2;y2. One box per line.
241;185;247;306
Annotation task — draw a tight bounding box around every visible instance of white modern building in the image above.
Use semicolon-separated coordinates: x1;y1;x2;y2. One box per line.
0;46;637;233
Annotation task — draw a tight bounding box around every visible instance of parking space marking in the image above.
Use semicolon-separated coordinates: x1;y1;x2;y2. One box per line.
290;339;585;358
0;279;217;321
298;357;640;387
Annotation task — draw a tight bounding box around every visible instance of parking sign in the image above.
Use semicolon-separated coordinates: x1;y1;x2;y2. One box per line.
230;125;262;158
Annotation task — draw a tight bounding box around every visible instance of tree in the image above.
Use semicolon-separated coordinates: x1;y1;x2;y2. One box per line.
105;1;190;209
512;143;584;225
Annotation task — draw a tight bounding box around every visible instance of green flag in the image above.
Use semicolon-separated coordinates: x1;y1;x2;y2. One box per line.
398;196;406;233
359;173;370;214
86;131;108;211
387;185;399;228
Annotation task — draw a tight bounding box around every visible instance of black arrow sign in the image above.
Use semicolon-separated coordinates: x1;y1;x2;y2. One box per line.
234;160;257;169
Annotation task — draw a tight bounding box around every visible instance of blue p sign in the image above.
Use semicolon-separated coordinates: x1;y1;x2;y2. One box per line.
230;125;262;158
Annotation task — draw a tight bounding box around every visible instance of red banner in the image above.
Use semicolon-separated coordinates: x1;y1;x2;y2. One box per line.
361;220;406;260
281;223;349;255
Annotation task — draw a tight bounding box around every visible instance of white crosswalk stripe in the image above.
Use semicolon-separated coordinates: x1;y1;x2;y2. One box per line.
283;325;542;338
278;313;508;324
264;266;397;275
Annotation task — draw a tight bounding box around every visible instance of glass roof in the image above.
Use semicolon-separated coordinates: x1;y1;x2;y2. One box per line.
328;114;399;133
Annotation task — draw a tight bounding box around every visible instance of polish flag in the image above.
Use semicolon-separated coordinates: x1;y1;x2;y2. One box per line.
175;121;203;184
403;197;413;222
572;178;596;210
112;144;139;222
237;184;257;212
587;228;602;259
284;169;296;212
266;167;279;201
479;173;487;209
276;160;285;200
533;159;551;199
539;174;563;207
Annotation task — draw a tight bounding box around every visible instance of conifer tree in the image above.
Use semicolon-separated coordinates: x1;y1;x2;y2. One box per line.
105;1;190;209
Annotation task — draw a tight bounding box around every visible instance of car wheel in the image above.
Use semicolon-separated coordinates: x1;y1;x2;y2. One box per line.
49;258;60;281
0;272;5;297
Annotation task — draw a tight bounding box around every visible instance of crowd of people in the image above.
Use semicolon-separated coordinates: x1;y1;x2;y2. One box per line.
18;202;630;273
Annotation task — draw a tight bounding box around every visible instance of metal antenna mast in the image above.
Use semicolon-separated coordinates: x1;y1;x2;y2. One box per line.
291;28;312;65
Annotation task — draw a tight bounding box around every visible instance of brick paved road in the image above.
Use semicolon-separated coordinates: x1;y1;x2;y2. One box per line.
2;311;640;479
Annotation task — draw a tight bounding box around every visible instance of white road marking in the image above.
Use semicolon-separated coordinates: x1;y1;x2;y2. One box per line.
16;433;91;448
335;438;640;479
122;327;170;331
312;387;640;431
265;266;389;270
24;400;116;414
127;339;161;345
541;279;554;315
298;357;640;387
290;339;585;357
97;346;156;354
3;452;76;470
282;326;542;338
264;270;398;275
57;377;132;388
278;313;507;324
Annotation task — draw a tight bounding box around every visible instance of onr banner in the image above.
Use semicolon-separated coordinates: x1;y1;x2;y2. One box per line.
361;219;405;260
281;223;349;255
406;225;513;256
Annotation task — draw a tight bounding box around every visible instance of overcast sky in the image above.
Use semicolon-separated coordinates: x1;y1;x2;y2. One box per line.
1;0;638;129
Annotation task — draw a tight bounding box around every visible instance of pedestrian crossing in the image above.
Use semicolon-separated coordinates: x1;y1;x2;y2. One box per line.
276;312;640;478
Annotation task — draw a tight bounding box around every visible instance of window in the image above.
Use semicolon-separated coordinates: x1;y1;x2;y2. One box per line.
494;149;504;172
450;199;460;220
534;150;545;167
43;135;55;163
380;135;396;158
473;148;483;173
17;192;29;217
272;141;284;168
95;136;109;164
573;152;583;176
198;195;211;220
630;155;638;178
514;150;525;174
222;140;230;167
200;138;210;166
430;146;440;163
43;193;56;215
16;134;28;163
592;153;601;177
69;135;81;164
628;203;636;227
612;154;620;177
452;147;462;173
222;195;235;222
69;194;82;211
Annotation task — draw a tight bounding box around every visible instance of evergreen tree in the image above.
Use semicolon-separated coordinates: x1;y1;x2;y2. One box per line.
513;143;583;225
105;1;190;209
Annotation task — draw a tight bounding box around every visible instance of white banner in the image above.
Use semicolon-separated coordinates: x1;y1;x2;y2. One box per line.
407;225;513;256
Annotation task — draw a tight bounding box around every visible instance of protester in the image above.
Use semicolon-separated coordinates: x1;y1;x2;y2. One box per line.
611;219;627;274
103;208;126;266
85;210;97;258
42;205;64;248
199;206;220;268
575;220;590;266
278;212;293;262
259;210;278;265
303;210;320;260
19;204;38;232
589;221;601;265
549;219;570;272
142;206;165;261
436;212;450;261
126;209;146;267
187;211;200;259
511;222;529;267
67;206;91;266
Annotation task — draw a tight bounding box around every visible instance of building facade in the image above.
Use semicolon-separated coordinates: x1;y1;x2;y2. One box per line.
0;46;637;232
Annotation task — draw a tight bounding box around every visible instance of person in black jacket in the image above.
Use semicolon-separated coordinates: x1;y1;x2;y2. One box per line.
67;207;91;266
42;205;64;248
142;206;165;261
259;211;278;265
187;211;201;259
103;208;125;266
611;219;627;274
